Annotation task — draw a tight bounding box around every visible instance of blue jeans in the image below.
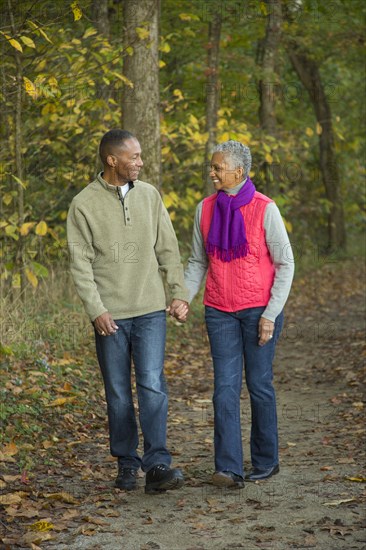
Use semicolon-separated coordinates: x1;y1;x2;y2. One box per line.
205;306;284;476
94;310;171;472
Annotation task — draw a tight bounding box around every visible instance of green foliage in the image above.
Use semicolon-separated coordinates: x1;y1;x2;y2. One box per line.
0;0;364;291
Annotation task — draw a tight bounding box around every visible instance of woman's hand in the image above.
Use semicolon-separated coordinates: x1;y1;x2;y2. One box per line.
167;299;189;323
258;316;274;346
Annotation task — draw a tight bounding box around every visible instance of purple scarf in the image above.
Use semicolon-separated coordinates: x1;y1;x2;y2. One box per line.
206;178;256;262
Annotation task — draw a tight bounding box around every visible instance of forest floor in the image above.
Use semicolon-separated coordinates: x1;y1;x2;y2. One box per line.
1;257;365;550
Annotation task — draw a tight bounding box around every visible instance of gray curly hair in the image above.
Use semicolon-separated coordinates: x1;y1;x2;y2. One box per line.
213;140;252;177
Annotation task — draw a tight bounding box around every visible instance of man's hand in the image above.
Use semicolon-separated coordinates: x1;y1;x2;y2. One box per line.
167;299;189;323
94;312;118;336
258;316;274;347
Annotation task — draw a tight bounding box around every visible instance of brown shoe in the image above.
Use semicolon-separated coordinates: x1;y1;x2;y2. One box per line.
212;471;244;488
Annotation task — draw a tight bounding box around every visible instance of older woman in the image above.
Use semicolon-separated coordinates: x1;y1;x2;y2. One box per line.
184;140;294;487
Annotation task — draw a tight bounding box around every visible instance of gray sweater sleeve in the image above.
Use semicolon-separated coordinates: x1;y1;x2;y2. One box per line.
184;201;207;302
262;202;295;321
184;201;295;317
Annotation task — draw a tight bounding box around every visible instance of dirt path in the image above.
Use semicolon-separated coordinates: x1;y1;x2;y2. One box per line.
49;262;365;550
1;261;364;549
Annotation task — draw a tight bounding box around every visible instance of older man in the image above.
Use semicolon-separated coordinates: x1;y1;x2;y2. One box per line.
185;140;294;488
67;129;188;493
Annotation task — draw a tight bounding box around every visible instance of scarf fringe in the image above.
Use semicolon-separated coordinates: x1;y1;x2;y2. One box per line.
206;242;250;263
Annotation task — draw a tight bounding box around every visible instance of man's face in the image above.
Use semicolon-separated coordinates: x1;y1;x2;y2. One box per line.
108;138;143;183
209;152;243;191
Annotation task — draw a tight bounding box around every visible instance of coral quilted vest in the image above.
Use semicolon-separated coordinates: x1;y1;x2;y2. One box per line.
201;191;275;312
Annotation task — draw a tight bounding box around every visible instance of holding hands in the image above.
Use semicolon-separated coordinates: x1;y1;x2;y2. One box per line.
167;299;189;323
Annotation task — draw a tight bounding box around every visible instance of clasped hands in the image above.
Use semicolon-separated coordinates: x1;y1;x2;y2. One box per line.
94;299;189;336
166;299;189;323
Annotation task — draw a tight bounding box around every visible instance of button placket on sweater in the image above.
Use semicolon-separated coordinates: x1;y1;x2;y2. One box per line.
116;188;132;226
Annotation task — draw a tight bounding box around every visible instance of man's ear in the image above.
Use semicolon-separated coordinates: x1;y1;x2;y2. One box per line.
106;154;115;168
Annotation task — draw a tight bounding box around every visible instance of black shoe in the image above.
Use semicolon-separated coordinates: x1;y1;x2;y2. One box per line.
115;467;138;490
245;464;279;482
212;471;245;488
145;464;184;494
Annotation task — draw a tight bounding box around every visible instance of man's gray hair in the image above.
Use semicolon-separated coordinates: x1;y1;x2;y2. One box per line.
213;140;252;177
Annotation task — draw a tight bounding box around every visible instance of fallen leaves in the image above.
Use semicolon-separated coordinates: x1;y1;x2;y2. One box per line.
44;491;80;505
45;396;77;407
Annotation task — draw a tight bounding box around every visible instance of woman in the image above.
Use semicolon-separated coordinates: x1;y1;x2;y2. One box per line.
184;140;294;487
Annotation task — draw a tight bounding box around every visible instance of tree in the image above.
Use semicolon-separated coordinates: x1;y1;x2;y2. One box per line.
204;11;222;195
287;43;347;251
122;0;161;188
258;0;282;135
257;0;282;195
92;0;110;39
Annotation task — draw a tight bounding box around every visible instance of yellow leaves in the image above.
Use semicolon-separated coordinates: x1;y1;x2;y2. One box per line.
20;35;36;49
316;122;323;135
135;26;150;40
189;114;199;129
260;1;269;16
29;520;54;532
159;42;171;53
220;132;230;142
23;77;38;99
12;174;27;188
159;60;166;68
173;89;184;101
83;27;98;39
178;13;200;21
71;2;83;21
283;218;293;233
45;396;77;407
345;476;366;482
35;220;48;236
20;222;36;236
163;191;179;209
111;71;133;88
265;153;273;164
5;224;18;240
44;491;79;505
1;32;23;52
2;442;19;457
306;127;314;137
2;193;13;206
28;20;52;44
25;267;38;288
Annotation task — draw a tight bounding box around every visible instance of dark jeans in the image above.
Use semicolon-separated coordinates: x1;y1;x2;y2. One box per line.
95;310;171;472
205;306;284;476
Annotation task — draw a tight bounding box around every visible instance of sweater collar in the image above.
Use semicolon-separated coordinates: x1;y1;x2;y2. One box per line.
224;177;247;195
97;172;135;193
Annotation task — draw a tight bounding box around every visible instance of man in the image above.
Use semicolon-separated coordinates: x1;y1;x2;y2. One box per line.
185;140;294;488
67;129;189;494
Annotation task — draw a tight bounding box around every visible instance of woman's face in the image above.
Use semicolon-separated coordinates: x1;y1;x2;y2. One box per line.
209;152;243;191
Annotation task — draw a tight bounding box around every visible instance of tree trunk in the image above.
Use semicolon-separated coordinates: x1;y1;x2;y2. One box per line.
288;45;346;251
92;0;110;38
204;12;221;196
258;0;282;134
257;0;282;194
122;0;161;189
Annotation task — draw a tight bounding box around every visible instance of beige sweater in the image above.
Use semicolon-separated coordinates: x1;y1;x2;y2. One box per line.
67;173;188;321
